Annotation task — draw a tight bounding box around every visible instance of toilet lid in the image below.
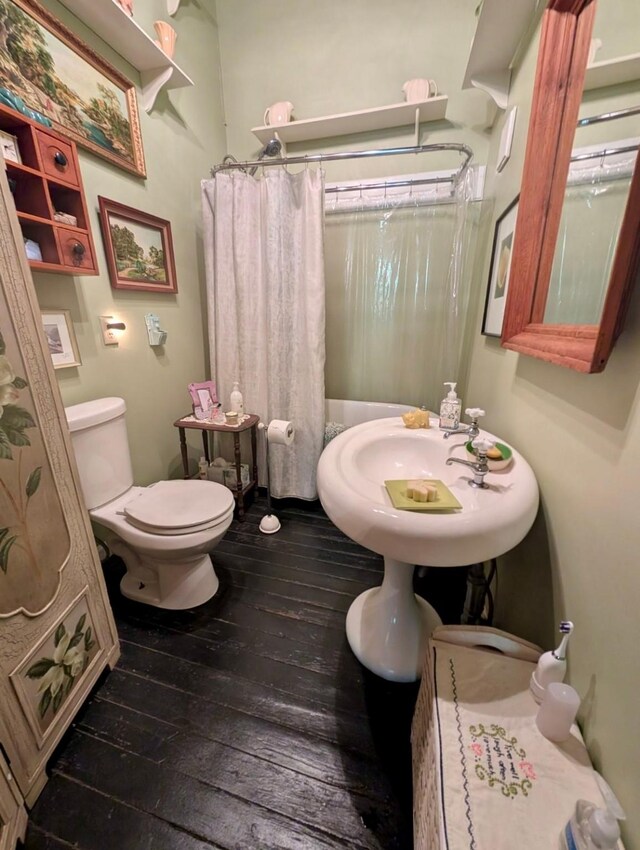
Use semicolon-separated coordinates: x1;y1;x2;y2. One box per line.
124;480;234;532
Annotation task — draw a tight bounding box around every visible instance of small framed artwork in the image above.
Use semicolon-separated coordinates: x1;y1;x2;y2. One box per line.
41;309;81;369
0;129;21;163
98;197;178;294
481;196;519;338
188;381;218;420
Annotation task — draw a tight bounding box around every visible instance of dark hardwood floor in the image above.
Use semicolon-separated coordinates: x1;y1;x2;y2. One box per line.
22;494;446;850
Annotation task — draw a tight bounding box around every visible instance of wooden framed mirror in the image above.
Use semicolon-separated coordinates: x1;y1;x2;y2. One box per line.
501;0;640;373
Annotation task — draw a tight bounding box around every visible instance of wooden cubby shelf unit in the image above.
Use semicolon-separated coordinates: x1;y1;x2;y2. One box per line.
0;102;98;275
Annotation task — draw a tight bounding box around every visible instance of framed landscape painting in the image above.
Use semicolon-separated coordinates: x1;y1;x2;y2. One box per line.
98;197;178;293
0;0;145;177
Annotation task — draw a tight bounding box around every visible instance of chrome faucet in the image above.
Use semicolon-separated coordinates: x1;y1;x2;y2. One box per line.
442;407;485;440
446;438;494;488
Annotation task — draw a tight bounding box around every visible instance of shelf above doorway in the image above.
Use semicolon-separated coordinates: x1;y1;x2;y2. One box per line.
462;0;542;109
251;96;448;147
584;52;640;91
58;0;194;113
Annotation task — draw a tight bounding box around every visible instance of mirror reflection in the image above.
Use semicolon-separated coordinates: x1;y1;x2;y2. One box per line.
545;111;639;325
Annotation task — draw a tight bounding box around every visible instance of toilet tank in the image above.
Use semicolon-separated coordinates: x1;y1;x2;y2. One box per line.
65;397;134;510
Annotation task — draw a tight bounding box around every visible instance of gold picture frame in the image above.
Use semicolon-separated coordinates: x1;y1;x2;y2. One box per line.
40;309;81;369
0;0;146;178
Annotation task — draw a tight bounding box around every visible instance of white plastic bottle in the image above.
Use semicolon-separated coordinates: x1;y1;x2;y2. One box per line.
198;456;208;479
439;382;461;431
561;776;625;850
230;381;244;416
562;802;620;850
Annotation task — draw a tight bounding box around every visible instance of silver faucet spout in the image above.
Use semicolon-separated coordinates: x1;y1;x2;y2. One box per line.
446;455;490;488
443;422;480;440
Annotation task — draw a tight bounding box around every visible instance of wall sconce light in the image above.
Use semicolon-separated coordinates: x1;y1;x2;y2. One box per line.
99;315;126;345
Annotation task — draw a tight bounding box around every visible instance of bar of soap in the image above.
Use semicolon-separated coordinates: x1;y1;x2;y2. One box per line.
486;446;502;460
406;480;438;502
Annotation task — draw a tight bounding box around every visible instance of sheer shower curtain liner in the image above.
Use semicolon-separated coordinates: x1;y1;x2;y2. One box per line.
324;167;477;411
202;168;326;500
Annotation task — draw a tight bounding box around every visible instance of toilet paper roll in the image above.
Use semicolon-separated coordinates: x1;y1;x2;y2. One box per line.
267;419;294;446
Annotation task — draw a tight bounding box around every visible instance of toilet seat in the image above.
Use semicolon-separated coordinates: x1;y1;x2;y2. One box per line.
124;480;234;536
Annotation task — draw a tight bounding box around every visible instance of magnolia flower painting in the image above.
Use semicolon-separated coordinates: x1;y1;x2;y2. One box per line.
15;597;100;732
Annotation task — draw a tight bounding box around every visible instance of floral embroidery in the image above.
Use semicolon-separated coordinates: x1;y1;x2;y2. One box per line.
25;614;96;718
0;330;40;575
468;723;537;799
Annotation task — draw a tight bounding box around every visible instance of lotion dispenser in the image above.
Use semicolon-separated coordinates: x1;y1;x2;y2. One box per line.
230;381;244;416
440;382;462;431
530;620;574;703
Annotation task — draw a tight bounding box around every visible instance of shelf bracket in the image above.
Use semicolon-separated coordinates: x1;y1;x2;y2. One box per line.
469;70;512;110
414;107;421;146
140;66;175;113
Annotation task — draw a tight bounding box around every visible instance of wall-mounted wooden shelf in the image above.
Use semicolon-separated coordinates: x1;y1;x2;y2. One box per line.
462;0;541;109
251;97;448;146
58;0;193;113
1;103;98;276
584;52;640;91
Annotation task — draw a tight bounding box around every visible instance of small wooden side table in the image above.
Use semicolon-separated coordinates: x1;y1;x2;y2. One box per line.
173;413;260;520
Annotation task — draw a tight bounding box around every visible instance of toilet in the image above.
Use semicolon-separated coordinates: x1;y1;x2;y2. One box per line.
65;397;234;610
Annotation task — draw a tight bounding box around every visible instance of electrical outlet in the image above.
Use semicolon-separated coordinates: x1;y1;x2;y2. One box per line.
100;316;119;345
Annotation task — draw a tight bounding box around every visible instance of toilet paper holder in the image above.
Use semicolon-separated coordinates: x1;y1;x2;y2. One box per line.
258;419;295;534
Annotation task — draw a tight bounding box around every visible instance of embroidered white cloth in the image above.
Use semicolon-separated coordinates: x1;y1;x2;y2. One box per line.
417;639;617;850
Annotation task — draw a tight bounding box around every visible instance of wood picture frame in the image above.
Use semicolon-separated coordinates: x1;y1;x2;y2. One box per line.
40;309;81;369
0;128;20;163
482;196;519;338
98;197;178;294
0;0;145;178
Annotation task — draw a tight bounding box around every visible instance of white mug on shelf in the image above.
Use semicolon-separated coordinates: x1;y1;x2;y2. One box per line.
402;78;438;103
264;101;294;126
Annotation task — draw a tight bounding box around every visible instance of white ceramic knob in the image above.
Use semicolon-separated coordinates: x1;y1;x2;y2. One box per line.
465;407;485;418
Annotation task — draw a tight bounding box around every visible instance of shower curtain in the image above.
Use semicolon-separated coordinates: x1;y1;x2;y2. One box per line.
324;169;477;412
202;168;326;500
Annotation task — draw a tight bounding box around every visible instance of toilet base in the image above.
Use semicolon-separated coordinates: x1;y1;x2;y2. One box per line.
109;537;219;609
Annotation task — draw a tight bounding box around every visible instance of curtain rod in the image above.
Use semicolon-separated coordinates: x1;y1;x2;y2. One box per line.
210;142;473;178
326;173;457;194
577;104;640;128
571;142;639;164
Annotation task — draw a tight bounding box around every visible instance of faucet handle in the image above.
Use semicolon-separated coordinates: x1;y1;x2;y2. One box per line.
465;407;485;419
471;437;494;457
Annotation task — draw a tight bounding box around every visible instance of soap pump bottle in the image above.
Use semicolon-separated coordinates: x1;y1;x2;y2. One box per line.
561;775;625;850
530;620;574;703
440;382;462;431
230;381;244;416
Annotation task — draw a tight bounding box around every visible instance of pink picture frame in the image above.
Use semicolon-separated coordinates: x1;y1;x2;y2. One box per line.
188;381;218;420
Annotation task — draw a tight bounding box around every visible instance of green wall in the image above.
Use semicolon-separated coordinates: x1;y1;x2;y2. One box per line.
32;0;226;485
465;10;640;846
215;0;491;181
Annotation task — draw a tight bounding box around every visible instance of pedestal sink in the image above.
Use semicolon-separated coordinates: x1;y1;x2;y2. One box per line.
316;418;539;681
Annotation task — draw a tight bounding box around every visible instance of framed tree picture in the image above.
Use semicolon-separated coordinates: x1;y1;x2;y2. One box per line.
481;196;519;338
98;197;178;293
0;0;145;177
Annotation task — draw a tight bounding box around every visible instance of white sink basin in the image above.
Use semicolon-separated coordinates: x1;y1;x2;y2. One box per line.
316;418;539;681
318;418;539;566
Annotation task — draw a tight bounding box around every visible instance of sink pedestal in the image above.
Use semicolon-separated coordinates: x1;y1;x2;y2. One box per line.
346;557;442;682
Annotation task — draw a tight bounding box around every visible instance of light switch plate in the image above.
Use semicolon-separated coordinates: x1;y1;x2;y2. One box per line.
99;316;118;345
